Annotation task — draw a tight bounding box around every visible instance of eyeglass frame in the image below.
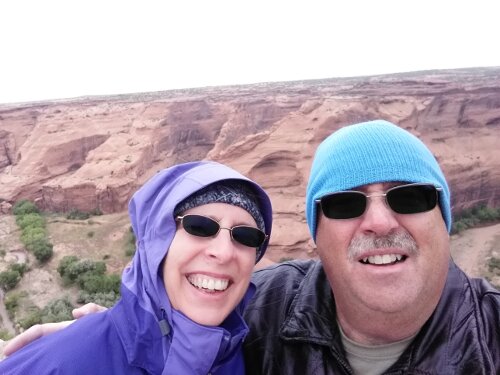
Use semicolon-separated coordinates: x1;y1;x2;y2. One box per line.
175;214;268;248
315;182;443;220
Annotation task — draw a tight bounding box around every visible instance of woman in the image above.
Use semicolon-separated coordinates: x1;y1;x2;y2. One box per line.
0;161;272;374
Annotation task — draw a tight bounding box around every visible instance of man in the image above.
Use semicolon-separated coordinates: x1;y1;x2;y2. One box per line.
3;120;500;374
242;120;499;374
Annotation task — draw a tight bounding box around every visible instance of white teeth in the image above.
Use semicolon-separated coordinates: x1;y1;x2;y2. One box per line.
362;254;404;265
188;275;229;291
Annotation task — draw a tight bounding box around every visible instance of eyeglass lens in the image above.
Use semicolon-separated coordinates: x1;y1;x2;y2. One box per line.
319;184;439;219
178;214;266;248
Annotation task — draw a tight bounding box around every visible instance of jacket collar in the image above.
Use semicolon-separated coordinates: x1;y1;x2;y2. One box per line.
280;261;339;345
111;282;255;374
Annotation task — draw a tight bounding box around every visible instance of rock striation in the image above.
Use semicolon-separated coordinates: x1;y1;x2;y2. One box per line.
1;67;500;260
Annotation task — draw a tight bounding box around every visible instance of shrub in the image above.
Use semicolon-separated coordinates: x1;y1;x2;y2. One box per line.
124;227;136;257
20;227;47;248
18;306;42;330
452;204;500;234
90;208;103;216
73;260;105;278
57;257;121;307
31;240;54;263
78;273;120;294
16;212;45;230
4;293;21;318
62;259;106;284
0;270;21;291
0;329;13;341
12;200;39;216
9;263;27;276
451;221;467;234
77;291;119;308
57;255;79;280
41;298;74;323
66;209;90;220
488;257;500;273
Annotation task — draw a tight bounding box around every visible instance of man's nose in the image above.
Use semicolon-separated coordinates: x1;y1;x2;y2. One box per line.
358;196;400;236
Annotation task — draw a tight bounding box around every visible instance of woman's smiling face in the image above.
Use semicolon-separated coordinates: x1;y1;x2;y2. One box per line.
163;202;258;326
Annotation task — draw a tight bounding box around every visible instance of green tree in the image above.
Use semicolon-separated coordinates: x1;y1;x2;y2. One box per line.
57;255;80;283
16;212;45;230
20;226;47;247
78;273;120;294
12;200;39;216
31;240;54;263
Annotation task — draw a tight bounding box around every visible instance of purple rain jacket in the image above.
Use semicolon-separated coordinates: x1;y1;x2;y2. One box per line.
0;161;273;375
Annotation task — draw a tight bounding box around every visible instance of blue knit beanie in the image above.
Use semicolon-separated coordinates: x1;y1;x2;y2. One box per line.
306;119;451;240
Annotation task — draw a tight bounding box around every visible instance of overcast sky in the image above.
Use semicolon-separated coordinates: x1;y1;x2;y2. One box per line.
1;0;499;104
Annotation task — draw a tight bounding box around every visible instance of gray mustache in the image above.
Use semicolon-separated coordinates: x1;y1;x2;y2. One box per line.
348;231;418;261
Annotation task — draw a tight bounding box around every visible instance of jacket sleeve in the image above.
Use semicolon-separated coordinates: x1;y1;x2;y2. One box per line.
474;278;500;374
243;260;312;374
0;314;131;375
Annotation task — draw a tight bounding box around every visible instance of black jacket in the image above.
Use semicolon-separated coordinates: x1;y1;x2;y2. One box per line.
243;260;500;374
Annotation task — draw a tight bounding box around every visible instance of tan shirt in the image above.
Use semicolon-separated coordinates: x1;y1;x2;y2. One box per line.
338;323;416;375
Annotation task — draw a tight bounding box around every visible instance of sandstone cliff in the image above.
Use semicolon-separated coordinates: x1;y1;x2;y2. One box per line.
1;67;499;260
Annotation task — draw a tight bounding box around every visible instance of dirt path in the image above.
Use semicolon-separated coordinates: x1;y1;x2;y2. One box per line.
450;222;500;278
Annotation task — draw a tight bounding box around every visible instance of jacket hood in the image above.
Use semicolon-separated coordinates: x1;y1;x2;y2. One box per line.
117;161;273;373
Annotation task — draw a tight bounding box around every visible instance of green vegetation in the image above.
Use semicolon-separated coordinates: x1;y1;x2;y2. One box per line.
40;297;74;324
0;269;22;291
4;292;23;317
0;329;12;341
0;263;28;291
66;208;103;221
17;298;73;329
4;292;75;331
124;226;136;257
58;256;120;307
18;305;43;330
13;199;53;263
12;200;39;216
0;209;131;332
486;256;500;289
451;205;500;234
16;298;74;330
66;209;90;220
488;257;500;273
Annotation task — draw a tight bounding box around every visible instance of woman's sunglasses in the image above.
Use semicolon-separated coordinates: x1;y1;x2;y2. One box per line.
316;183;442;220
176;214;268;248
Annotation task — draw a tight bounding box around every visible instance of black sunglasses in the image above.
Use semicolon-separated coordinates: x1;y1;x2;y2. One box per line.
176;214;268;248
316;183;442;220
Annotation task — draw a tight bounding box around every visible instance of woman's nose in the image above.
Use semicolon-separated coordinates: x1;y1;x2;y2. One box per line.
205;228;235;262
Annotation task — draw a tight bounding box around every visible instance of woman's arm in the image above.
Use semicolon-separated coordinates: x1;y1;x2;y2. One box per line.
2;303;107;356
